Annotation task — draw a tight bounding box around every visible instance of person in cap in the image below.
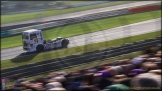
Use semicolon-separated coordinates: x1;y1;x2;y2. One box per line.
47;88;66;91
141;62;159;71
131;57;145;68
113;74;127;79
29;83;45;91
113;78;130;85
111;75;128;85
51;76;67;83
102;84;131;91
131;73;161;91
128;69;146;76
117;59;131;65
119;78;132;87
109;66;124;75
93;73;113;90
45;82;64;90
10;74;26;87
148;69;161;75
154;51;161;57
120;64;136;74
146;57;161;62
21;89;33;91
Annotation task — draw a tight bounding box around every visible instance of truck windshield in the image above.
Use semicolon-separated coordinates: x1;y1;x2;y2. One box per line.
30;33;37;40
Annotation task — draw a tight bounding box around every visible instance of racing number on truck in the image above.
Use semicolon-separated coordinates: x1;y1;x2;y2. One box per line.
45;43;54;50
44;40;61;50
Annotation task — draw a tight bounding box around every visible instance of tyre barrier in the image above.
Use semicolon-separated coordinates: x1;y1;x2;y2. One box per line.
1;37;161;78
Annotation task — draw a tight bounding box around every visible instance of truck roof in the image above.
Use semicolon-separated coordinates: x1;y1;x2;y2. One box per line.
23;29;41;33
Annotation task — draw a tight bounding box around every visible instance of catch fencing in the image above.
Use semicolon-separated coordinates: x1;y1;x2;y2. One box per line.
1;37;161;78
1;4;161;38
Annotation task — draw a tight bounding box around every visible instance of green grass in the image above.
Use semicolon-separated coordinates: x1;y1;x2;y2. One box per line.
1;30;161;70
1;1;135;24
1;10;161;49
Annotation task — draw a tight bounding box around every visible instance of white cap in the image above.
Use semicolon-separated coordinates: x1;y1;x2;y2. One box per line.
45;82;63;90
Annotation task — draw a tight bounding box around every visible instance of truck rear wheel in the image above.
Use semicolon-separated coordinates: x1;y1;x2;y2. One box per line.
36;45;44;52
62;39;69;48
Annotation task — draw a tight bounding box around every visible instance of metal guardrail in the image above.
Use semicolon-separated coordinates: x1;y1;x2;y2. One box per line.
1;37;161;78
1;4;161;38
1;8;130;38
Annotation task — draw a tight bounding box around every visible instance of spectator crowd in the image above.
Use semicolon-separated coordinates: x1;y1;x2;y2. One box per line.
3;44;161;91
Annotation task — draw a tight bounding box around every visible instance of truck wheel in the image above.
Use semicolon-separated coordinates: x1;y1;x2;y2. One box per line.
62;39;69;48
36;45;44;52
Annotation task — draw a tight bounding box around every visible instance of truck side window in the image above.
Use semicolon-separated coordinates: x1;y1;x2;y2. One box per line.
30;34;37;40
22;34;29;39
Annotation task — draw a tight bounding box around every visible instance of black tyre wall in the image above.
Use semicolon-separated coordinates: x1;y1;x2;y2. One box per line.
36;45;44;52
62;39;69;48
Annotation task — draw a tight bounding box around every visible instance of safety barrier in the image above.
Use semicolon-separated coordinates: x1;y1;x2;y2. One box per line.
1;4;161;38
1;37;161;78
1;8;130;37
1;30;13;37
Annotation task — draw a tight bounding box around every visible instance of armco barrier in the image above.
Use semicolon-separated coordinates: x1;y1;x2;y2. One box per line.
2;8;130;37
1;37;161;78
0;30;13;37
1;22;40;33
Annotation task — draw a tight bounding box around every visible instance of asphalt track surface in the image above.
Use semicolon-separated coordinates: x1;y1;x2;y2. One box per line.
1;18;161;61
2;1;160;27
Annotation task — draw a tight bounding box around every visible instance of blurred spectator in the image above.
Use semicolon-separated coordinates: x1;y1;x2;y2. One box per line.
131;73;161;91
4;45;161;91
102;84;131;91
9;74;26;87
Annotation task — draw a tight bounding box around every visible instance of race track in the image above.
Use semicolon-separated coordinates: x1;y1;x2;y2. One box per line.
2;1;160;27
1;18;161;60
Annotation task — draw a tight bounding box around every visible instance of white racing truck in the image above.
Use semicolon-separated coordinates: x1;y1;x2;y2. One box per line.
22;29;69;53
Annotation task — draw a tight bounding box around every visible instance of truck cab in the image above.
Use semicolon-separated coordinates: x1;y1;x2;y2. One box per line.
22;29;69;53
22;29;44;52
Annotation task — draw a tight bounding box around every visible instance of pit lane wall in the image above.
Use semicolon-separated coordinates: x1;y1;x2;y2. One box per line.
1;4;161;38
1;37;161;78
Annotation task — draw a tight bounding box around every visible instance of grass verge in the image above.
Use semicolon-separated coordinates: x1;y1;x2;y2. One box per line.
1;1;135;24
1;30;161;70
1;10;161;49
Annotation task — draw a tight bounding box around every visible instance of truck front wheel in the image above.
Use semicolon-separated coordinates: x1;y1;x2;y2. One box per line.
62;39;69;48
36;45;44;52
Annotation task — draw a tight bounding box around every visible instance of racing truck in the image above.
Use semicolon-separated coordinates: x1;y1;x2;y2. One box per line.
22;29;69;53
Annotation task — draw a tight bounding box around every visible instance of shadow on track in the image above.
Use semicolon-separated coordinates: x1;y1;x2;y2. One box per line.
10;48;66;63
10;52;38;63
